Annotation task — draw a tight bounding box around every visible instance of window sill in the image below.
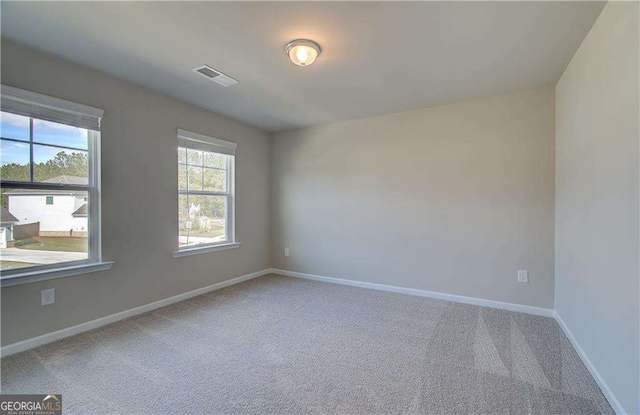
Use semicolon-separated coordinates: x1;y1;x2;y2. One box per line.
0;261;114;287
172;242;241;258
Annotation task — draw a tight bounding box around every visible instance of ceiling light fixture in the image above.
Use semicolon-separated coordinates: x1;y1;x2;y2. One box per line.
285;39;321;67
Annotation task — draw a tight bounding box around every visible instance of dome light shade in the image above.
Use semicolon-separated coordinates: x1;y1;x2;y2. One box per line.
285;39;321;67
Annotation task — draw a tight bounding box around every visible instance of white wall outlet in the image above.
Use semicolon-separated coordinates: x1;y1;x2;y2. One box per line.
284;248;290;257
517;270;528;283
41;288;55;306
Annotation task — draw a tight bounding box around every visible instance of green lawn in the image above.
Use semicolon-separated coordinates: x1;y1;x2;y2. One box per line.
179;224;225;239
16;237;88;253
0;260;37;270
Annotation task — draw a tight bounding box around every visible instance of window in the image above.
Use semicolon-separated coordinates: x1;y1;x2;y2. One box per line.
0;85;110;284
176;129;238;254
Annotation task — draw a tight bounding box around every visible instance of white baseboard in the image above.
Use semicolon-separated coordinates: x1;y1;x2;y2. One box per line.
554;311;626;415
270;268;554;317
1;268;271;357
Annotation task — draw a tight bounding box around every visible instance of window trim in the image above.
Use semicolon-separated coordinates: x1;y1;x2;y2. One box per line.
174;129;238;255
1;261;114;287
1;84;103;130
0;86;107;283
171;242;241;258
176;129;237;155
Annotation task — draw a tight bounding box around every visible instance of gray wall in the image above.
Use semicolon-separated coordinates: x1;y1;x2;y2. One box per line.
1;40;271;346
271;87;556;308
555;2;639;413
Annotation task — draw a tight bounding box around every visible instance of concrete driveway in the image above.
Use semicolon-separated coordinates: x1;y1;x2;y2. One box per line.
0;248;87;264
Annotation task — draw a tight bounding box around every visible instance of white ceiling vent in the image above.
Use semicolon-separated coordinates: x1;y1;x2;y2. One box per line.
192;65;238;87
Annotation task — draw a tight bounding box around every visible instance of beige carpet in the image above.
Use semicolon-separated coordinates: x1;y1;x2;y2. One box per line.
1;274;612;414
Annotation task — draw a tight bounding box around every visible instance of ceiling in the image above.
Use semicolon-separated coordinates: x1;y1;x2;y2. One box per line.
1;2;605;132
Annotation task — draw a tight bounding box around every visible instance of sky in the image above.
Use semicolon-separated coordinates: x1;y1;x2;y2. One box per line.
0;111;88;166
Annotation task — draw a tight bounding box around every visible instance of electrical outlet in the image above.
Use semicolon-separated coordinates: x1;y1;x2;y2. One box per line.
517;270;528;283
284;248;290;257
41;288;55;306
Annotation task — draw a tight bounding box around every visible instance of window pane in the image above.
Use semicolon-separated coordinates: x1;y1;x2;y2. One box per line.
203;168;226;192
1;139;30;181
186;148;202;166
178;164;188;191
0;112;29;141
33;119;88;150
178;194;226;247
0;188;88;271
33;145;89;183
203;151;226;169
187;166;202;191
178;147;187;164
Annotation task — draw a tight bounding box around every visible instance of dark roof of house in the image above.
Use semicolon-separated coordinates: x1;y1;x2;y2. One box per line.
4;176;89;195
72;203;88;217
43;175;88;185
1;206;19;223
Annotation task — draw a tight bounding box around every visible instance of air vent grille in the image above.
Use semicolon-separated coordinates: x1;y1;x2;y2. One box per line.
192;65;238;87
196;67;220;78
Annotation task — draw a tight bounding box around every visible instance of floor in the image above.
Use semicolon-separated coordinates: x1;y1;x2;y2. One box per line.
1;274;612;414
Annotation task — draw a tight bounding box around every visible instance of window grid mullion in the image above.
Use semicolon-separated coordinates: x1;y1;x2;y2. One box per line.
29;117;34;182
2;136;88;153
32;141;89;153
184;160;189;233
226;155;231;242
179;190;229;196
178;162;226;172
0;136;30;144
0;181;90;192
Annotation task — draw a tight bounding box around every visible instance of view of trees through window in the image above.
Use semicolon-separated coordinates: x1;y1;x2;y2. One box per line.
178;145;230;247
1;111;90;271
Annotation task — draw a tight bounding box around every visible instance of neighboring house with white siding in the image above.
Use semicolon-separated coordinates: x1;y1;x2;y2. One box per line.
0;206;19;248
6;176;88;237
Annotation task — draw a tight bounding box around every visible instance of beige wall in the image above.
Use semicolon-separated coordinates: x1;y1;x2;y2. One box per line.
271;87;556;308
555;2;639;413
0;40;271;346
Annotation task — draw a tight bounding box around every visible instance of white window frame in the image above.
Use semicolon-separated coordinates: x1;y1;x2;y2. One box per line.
172;129;240;258
0;85;112;287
